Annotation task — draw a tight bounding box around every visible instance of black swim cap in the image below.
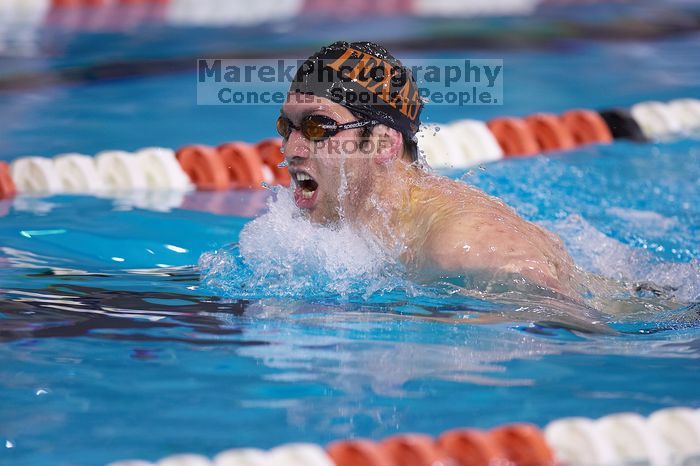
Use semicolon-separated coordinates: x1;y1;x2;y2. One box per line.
289;41;423;141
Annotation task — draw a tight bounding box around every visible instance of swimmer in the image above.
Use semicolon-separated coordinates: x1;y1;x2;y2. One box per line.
279;41;584;300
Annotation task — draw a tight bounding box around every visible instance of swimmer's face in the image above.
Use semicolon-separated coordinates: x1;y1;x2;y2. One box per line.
280;94;375;224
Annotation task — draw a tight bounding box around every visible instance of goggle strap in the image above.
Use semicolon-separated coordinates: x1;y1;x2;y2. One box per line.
337;120;377;130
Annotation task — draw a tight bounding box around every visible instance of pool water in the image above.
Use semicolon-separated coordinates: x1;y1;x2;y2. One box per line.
1;32;700;466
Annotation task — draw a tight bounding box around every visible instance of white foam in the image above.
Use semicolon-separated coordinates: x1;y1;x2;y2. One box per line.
549;215;700;302
200;189;405;299
606;207;680;237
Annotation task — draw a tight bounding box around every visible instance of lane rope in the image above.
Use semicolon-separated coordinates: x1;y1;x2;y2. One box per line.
2;97;699;200
105;407;700;466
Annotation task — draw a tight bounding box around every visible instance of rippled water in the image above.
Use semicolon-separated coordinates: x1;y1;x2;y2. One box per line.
1;139;699;466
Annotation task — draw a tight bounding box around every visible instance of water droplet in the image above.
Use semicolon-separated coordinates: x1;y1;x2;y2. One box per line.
261;182;270;190
36;389;48;396
277;160;288;168
460;169;476;180
5;440;13;449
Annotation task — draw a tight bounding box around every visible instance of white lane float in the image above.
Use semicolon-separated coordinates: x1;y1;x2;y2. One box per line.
447;119;504;166
667;98;700;133
165;0;302;26
544;416;618;466
0;0;50;26
648;407;700;461
630;101;683;139
0;0;50;56
267;443;335;466
213;448;269;466
135;147;193;191
595;412;671;466
95;150;148;191
10;156;62;194
54;153;101;193
413;0;539;17
157;454;212;466
416;124;464;169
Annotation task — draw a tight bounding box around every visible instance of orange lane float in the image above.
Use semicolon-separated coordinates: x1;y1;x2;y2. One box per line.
561;109;613;145
218;142;266;190
257;138;291;186
437;429;506;466
0;162;17;200
524;113;576;152
487;117;540;157
327;440;394;466
175;145;230;191
380;434;449;466
489;423;556;466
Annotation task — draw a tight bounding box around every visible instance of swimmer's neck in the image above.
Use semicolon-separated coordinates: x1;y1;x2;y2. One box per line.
349;160;427;252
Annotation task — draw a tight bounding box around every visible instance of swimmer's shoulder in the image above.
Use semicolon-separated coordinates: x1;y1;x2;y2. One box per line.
408;174;581;295
409;174;496;210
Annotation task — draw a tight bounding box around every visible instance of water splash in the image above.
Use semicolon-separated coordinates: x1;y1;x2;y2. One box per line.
199;190;407;299
549;215;700;303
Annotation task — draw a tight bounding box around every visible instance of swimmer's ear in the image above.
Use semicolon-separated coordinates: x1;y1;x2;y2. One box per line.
373;125;404;165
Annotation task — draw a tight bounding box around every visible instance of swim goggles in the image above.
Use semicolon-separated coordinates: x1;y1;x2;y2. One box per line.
276;114;377;142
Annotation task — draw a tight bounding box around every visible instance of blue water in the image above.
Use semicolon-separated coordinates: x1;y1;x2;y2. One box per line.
1;31;700;466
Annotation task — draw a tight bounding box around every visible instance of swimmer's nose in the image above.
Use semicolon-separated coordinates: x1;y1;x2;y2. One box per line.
282;129;310;163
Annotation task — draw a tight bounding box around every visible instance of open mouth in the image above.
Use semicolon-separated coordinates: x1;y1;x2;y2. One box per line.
293;171;319;200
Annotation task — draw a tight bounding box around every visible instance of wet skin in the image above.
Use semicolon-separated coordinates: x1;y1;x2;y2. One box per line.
281;94;582;299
